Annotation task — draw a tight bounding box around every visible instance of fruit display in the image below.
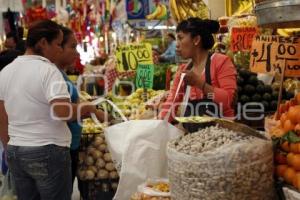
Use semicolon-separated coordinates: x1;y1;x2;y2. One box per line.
78;133;119;191
267;92;300;137
283;78;300;94
228;14;257;28
131;179;171;200
167;125;274;200
237;68;294;112
273;133;300;191
169;0;208;23
82;118;106;134
109;88;165;120
80;91;93;102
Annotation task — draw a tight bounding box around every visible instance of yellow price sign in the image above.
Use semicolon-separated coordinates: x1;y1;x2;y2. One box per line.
115;43;153;72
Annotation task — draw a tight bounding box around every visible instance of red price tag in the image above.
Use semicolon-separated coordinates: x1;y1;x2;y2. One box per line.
250;35;300;77
231;27;257;52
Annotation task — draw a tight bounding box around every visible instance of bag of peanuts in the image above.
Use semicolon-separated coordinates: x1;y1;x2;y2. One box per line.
167;124;275;200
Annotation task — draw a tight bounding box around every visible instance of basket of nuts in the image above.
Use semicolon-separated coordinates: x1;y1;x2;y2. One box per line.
167;123;275;200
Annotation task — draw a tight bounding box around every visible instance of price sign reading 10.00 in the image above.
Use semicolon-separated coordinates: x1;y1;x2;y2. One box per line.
115;43;153;72
250;35;300;77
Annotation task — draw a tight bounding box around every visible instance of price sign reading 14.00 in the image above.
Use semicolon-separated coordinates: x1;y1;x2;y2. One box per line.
116;43;153;72
250;35;300;77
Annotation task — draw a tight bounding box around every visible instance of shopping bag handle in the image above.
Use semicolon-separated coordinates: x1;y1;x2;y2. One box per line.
164;72;186;121
90;97;128;124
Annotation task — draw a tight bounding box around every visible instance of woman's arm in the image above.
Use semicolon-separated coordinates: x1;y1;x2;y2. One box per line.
0;101;9;148
50;99;107;122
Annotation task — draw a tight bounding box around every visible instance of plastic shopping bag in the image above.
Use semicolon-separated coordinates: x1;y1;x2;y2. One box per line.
0;170;17;200
102;74;186;200
106;119;182;200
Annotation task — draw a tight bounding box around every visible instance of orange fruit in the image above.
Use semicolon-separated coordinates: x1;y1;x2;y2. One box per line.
293;173;300;190
276;164;288;177
280;113;288;127
287;152;295;166
295;124;300;133
284;167;296;184
288;106;300;124
292;154;300;171
275;152;287;164
291;143;300;154
281;141;290;152
283;119;296;133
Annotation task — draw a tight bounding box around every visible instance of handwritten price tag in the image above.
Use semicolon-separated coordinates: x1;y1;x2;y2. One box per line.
231;27;257;52
250;35;300;77
116;43;153;72
136;64;154;89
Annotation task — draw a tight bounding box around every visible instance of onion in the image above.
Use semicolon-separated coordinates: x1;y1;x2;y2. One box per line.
105;162;115;171
94;136;104;144
85;156;94;166
87;147;97;155
88;166;98;174
103;153;112;162
95;158;106;169
109;171;119;179
97;169;109;179
98;144;107;152
85;170;95;180
91;150;103;159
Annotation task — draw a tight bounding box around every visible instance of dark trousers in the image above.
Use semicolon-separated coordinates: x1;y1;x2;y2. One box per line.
7;144;72;200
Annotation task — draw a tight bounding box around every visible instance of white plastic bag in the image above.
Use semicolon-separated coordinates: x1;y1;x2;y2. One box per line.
106;120;182;200
103;74;186;200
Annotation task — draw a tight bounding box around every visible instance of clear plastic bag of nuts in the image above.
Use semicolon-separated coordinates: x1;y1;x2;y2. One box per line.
167;125;275;200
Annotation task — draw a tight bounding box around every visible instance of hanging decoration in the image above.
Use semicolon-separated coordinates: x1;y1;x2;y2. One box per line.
26;3;48;24
126;0;149;20
145;2;167;20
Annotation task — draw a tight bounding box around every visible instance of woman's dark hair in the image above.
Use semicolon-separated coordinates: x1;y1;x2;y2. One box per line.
176;18;220;50
26;20;61;48
59;26;73;47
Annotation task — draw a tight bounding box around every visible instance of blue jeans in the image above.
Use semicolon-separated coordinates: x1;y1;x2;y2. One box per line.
7;144;72;200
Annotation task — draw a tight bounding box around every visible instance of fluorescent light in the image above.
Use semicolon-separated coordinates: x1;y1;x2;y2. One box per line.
147;25;176;30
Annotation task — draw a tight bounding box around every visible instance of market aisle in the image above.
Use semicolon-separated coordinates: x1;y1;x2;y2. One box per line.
72;178;81;200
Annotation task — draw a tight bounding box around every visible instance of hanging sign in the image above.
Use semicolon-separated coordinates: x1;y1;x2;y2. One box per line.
136;64;154;89
250;35;300;77
116;43;153;72
126;0;149;19
230;27;257;52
